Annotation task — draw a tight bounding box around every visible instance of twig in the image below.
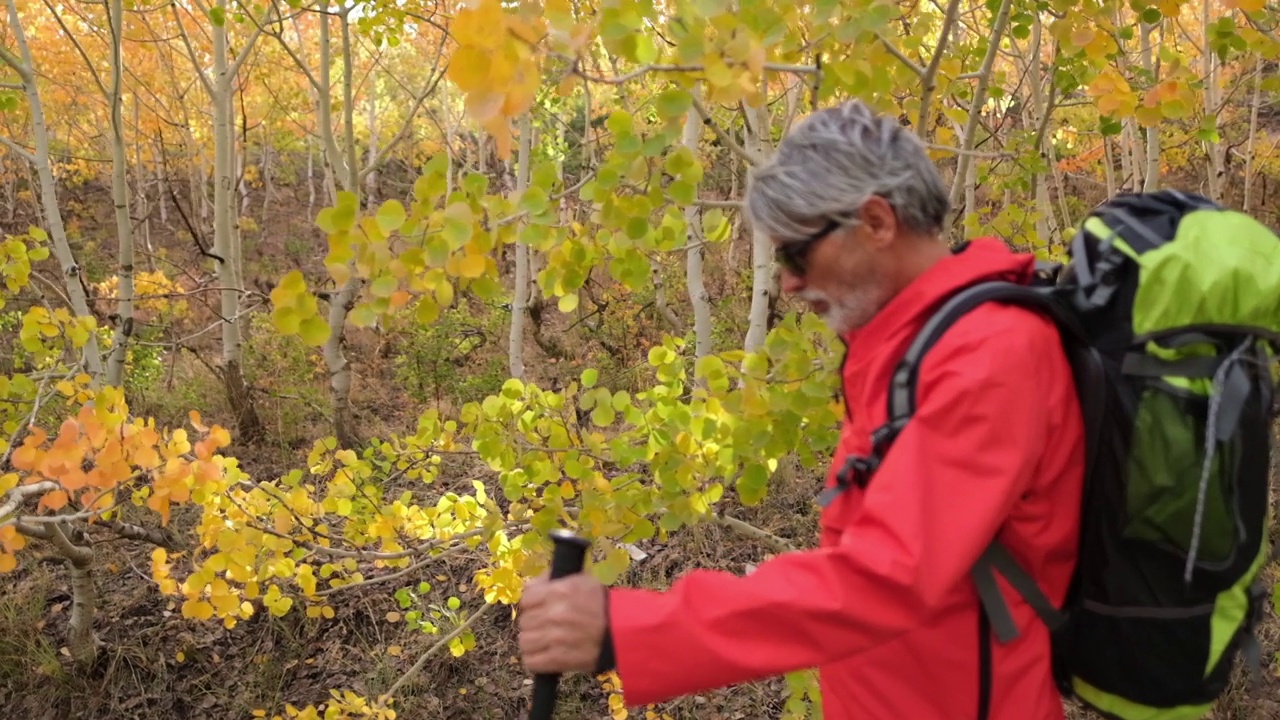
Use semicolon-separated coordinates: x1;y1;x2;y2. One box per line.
571;61;817;85
0;481;58;520
877;33;924;76
375;601;495;709
695;198;741;209
690;95;755;166
711;511;796;553
314;541;477;597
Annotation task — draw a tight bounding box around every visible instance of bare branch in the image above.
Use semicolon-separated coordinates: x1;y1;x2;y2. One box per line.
917;0;963;138
375;602;495;711
691;95;755;166
711;511;796;553
878;33;924;76
0;134;35;163
569;60;816;85
696;198;742;209
0;481;58;520
40;0;109;98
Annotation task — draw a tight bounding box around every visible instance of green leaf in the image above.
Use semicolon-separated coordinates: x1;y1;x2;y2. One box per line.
668;180;696;205
376;199;407;233
299;316;330;347
606;110;633;137
370;275;398;298
316;208;338;234
590;404;616;427
736;464;769;506
655;89;693;120
442;202;473;248
208;6;226;25
557;293;579;312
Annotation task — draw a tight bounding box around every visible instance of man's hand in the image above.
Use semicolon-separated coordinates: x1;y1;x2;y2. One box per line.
518;572;608;674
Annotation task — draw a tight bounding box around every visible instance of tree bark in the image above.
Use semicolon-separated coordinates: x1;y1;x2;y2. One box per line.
683;85;713;359
508;113;532;380
105;0;135;389
741;100;773;354
210;0;265;442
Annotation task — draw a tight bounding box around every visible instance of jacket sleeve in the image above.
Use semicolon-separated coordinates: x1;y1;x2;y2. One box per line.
605;310;1065;707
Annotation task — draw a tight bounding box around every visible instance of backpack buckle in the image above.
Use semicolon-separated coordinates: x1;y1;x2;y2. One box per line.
836;453;880;490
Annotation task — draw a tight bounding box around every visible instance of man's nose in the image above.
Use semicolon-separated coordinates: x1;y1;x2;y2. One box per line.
779;267;805;295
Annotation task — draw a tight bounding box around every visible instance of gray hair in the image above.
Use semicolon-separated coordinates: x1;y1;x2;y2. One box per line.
743;100;950;241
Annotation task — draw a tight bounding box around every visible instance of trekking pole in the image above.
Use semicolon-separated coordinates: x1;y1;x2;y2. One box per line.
527;528;592;720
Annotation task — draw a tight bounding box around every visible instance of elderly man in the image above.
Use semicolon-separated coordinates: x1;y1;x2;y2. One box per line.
516;99;1086;720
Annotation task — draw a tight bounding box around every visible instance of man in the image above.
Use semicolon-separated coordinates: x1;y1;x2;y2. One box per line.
517;99;1085;720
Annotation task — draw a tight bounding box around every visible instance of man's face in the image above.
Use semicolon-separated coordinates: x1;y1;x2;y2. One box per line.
774;219;894;337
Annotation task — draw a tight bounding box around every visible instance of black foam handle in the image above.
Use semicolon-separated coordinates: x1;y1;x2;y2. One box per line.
527;529;592;720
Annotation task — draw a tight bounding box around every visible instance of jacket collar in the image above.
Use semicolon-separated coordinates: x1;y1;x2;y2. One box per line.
838;238;1037;356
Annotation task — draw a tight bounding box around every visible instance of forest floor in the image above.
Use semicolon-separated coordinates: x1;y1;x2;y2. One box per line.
1;177;1278;719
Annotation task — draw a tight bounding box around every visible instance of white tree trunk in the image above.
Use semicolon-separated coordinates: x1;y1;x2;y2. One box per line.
1139;21;1161;192
209;0;263;441
742;101;774;354
1201;1;1224;200
683;86;712;359
508;113;532;379
1;0;104;383
365;88;378;206
320;5;363;449
1244;59;1264;213
105;0;135;389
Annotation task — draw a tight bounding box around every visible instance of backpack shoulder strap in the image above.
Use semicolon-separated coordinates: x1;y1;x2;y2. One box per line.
824;279;1105;644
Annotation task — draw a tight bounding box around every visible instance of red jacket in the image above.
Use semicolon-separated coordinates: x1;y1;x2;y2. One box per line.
607;238;1085;719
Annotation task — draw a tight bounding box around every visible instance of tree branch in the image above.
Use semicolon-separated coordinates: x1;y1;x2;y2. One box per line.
40;0;109;98
0;134;35;163
878;33;924;76
375;602;495;711
916;0;963;137
0;481;58;520
711;511;796;553
690;95;755;166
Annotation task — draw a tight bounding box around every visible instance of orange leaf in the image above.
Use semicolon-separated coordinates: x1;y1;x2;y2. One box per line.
0;553;16;573
41;489;68;511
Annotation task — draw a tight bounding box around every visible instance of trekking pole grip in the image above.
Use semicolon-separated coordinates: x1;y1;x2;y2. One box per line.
527;529;592;720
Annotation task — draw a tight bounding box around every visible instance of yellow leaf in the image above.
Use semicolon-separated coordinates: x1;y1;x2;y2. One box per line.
1226;0;1264;10
386;645;402;656
457;253;487;279
182;600;215;621
0;553;16;573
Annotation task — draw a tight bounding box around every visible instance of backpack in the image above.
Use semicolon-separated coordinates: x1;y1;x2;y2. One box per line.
818;189;1279;720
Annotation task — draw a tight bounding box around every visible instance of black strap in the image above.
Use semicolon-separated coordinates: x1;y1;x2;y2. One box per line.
1102;206;1170;254
971;540;1068;644
888;282;1085;423
1121;352;1225;378
977;610;992;720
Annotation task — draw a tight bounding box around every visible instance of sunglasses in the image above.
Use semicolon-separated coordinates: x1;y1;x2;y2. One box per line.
774;219;842;276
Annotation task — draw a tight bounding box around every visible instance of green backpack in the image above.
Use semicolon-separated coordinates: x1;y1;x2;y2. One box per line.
820;189;1279;719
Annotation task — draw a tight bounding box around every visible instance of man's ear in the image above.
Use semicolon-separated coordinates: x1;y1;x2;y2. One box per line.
859;196;898;249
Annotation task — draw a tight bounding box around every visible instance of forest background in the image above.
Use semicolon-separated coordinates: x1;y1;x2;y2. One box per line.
1;0;1278;717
